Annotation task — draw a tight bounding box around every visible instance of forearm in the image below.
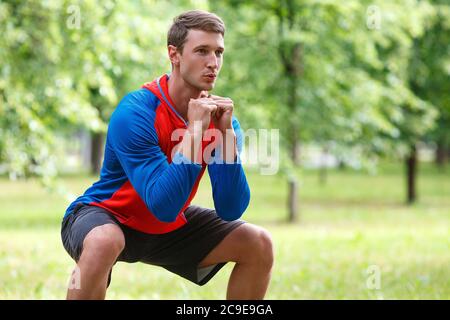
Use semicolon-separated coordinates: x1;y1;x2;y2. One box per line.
212;128;238;164
221;129;238;163
208;159;250;221
175;123;204;164
145;125;205;222
147;155;202;222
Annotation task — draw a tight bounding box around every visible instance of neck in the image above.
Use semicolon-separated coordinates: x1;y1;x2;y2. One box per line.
167;70;203;122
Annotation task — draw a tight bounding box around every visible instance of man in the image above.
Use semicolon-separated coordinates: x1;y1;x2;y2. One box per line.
61;9;274;300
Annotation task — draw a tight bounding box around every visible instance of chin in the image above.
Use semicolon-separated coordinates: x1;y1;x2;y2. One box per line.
187;78;213;92
203;81;215;91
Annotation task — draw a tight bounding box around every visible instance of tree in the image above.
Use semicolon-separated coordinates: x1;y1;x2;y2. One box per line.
213;0;442;216
0;0;102;184
409;1;450;168
60;0;192;174
0;0;203;182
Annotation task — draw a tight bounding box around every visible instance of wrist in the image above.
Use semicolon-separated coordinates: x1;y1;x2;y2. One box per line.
221;130;237;163
187;122;204;137
178;126;203;164
218;125;234;136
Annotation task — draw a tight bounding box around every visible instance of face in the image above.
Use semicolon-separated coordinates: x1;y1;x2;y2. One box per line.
170;29;224;91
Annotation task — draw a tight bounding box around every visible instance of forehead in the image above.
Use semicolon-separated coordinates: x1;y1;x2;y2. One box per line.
184;29;224;49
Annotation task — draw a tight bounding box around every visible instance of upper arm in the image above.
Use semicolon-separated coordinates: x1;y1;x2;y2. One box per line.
108;99;169;201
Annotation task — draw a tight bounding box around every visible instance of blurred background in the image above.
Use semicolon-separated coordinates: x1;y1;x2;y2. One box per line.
0;0;448;299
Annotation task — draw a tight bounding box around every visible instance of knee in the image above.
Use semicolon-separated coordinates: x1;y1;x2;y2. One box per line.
244;227;274;270
82;224;125;262
256;228;274;270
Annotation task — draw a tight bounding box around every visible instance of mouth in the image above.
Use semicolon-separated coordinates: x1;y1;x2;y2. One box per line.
203;74;216;81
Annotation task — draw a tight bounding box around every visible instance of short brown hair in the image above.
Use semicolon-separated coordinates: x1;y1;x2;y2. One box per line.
167;10;225;53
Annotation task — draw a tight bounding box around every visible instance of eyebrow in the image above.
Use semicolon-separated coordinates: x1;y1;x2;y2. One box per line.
193;45;225;51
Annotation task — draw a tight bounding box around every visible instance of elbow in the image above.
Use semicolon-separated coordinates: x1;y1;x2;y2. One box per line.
147;198;180;223
216;187;250;221
146;185;183;223
218;209;244;221
154;211;178;223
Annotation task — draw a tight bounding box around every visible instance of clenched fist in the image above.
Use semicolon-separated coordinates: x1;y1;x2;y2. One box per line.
200;92;234;134
211;95;234;134
187;97;218;134
200;92;237;163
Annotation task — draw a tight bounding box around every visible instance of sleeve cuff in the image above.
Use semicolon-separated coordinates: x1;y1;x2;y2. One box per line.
208;148;242;165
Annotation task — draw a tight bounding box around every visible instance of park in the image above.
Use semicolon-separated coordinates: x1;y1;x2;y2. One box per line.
0;0;448;300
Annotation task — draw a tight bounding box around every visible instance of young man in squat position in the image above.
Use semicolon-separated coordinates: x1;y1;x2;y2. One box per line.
61;10;274;300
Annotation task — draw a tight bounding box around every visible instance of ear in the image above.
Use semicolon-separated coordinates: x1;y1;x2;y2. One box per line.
168;45;180;66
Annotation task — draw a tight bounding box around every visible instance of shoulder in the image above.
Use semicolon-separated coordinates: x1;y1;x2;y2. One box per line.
111;89;160;123
108;89;162;140
118;88;160;113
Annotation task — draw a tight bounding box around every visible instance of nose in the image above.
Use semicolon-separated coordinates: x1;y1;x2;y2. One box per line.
206;52;219;70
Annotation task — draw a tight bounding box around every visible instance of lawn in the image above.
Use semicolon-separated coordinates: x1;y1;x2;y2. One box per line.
0;162;448;299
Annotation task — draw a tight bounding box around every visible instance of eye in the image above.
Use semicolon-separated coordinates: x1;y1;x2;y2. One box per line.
198;49;208;55
215;50;223;57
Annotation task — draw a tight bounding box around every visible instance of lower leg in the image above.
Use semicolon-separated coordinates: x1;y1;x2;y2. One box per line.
66;224;124;300
226;262;272;300
197;224;274;300
66;251;113;299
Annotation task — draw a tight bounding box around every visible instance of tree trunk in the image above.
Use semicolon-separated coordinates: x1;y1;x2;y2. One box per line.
90;132;105;175
288;177;298;223
286;40;302;222
287;138;300;222
287;73;300;222
287;130;300;222
435;141;447;167
406;144;417;204
277;1;303;223
291;129;301;166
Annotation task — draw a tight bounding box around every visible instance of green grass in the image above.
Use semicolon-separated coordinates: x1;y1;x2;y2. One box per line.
0;162;448;299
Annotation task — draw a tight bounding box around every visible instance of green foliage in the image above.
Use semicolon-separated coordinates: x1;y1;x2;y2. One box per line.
409;1;450;148
0;0;203;182
0;0;448;180
214;0;445;167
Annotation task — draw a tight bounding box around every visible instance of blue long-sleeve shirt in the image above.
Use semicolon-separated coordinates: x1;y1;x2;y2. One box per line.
64;73;250;234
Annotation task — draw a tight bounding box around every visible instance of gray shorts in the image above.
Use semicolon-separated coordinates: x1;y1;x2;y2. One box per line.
61;203;246;286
